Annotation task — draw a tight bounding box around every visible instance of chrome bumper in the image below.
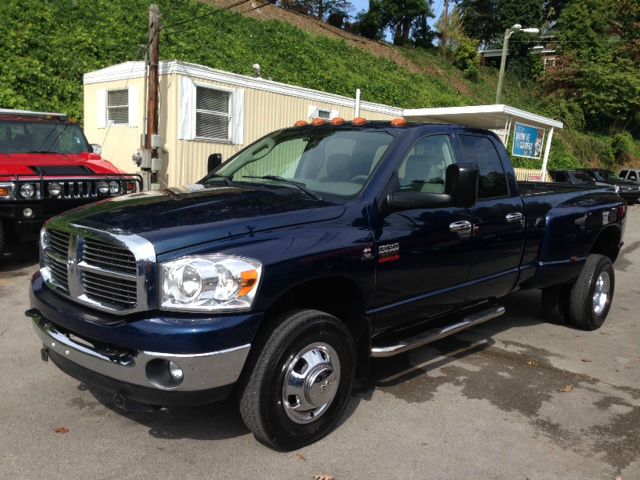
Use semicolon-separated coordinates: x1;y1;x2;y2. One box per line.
31;315;250;392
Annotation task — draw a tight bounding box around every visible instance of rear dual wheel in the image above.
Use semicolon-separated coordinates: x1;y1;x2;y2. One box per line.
238;309;356;450
542;254;614;330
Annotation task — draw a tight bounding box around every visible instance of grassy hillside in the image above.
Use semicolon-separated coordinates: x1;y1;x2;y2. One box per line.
1;0;636;169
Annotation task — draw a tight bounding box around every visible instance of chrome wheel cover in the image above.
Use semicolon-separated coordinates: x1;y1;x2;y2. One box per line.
281;342;341;424
592;271;611;316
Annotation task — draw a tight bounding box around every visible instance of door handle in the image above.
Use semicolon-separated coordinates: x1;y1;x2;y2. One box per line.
505;212;523;223
449;220;472;233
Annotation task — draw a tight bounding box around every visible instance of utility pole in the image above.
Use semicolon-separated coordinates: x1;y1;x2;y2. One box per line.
145;3;160;187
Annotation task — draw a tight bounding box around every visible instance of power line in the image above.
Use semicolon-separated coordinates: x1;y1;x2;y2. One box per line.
161;0;252;32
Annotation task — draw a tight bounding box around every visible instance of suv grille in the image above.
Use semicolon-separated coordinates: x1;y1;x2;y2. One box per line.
41;227;154;314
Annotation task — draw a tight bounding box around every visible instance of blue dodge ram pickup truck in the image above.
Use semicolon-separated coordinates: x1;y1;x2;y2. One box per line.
27;120;626;450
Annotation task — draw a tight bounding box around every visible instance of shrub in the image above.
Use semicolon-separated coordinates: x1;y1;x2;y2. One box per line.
453;37;480;81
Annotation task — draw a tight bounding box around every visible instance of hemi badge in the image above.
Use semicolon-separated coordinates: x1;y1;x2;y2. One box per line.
378;243;400;263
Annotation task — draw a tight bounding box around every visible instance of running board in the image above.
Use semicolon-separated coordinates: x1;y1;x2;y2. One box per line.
370;305;506;358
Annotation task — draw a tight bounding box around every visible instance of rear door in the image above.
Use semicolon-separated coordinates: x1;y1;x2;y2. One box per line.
456;133;525;301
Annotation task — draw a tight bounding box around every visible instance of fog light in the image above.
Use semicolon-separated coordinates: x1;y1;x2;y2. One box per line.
168;361;183;381
48;182;62;197
23;207;34;218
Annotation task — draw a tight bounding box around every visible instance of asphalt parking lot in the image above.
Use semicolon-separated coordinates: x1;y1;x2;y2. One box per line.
1;208;639;480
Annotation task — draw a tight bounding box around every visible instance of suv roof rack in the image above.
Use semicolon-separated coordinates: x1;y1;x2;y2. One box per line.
0;108;67;121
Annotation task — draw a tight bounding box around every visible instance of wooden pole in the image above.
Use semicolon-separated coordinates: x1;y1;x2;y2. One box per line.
145;4;160;186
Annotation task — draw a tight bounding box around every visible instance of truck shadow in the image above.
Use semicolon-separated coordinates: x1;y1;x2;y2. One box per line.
0;244;39;273
84;289;548;444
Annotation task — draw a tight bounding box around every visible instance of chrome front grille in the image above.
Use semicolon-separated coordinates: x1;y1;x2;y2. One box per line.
41;225;155;315
82;271;137;309
84;237;137;275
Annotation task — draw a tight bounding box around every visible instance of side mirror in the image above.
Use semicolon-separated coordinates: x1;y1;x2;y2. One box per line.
386;163;479;212
208;153;222;172
90;144;102;155
445;163;479;208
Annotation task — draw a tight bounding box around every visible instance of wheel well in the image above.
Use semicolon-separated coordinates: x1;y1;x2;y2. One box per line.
260;277;370;377
590;226;621;261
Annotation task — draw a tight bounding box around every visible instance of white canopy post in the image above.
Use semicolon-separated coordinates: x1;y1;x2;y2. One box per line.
354;89;361;118
540;127;554;182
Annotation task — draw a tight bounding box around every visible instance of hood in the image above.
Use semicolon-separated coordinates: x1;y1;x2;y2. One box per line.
0;152;122;177
49;184;346;254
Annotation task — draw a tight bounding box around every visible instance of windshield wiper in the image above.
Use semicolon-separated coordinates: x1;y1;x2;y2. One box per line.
242;175;322;201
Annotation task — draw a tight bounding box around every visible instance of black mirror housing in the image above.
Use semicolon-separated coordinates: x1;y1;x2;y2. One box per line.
445;163;479;208
208;153;223;172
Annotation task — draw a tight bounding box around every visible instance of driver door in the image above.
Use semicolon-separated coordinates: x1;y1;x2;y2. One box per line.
372;134;474;333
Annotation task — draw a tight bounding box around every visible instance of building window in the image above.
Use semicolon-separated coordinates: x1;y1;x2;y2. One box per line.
196;87;231;141
107;89;129;125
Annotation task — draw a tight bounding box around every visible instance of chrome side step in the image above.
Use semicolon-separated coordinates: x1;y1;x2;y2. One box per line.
370;305;506;358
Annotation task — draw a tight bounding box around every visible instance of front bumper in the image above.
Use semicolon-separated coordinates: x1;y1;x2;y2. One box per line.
29;311;250;406
29;273;263;406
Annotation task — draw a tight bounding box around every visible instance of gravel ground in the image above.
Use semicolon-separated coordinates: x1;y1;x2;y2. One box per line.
1;207;638;480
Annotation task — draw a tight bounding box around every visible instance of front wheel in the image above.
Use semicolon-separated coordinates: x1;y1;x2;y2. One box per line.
238;309;356;450
568;254;615;330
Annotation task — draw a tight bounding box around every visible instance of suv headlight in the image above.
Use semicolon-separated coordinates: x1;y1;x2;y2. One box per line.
160;255;262;312
614;184;621;193
20;183;35;198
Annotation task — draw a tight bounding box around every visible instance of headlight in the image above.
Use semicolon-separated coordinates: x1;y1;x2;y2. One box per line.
97;181;109;194
614;185;621;193
20;183;35;198
109;181;120;194
160;255;262;312
48;182;62;197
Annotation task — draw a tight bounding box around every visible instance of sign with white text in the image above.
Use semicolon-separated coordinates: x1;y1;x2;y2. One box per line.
512;122;546;159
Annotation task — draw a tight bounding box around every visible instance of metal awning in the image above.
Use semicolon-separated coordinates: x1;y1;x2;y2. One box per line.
403;104;563;130
403;104;563;181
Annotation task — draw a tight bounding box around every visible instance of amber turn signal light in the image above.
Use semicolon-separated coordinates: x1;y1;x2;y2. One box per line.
390;118;407;127
0;187;10;197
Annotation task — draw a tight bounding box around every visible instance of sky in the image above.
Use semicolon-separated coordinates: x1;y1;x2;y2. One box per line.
348;0;445;28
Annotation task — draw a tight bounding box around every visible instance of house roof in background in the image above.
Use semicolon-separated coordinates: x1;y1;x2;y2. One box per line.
83;61;403;117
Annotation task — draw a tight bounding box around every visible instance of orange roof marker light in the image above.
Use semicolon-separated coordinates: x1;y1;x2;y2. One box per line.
293;120;308;127
311;118;326;126
390;118;407;127
331;117;346;125
352;117;368;126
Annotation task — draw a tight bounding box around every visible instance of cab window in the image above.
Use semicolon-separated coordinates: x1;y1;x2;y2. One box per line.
458;134;508;198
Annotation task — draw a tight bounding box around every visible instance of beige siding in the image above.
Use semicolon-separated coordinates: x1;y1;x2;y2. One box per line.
514;167;551;182
85;67;398;187
83;77;147;175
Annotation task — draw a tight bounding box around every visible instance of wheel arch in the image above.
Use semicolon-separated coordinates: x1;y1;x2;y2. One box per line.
253;275;371;379
589;225;622;262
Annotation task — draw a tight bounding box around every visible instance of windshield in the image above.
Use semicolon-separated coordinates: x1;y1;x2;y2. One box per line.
0;120;90;154
592;170;624;183
202;128;395;199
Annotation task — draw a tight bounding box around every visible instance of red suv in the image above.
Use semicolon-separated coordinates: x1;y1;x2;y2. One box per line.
0;109;141;256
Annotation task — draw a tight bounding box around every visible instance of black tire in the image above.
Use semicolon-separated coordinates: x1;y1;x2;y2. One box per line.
541;283;571;324
238;309;356;451
568;254;615;330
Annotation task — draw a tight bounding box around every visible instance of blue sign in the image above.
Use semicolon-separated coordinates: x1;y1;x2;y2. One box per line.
512;122;546;159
